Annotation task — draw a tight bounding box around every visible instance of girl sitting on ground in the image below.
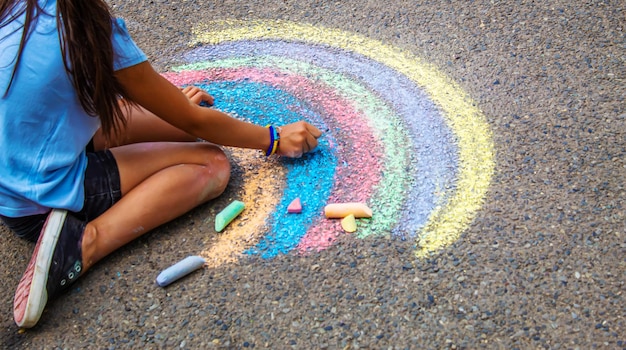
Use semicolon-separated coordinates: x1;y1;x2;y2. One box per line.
0;0;322;328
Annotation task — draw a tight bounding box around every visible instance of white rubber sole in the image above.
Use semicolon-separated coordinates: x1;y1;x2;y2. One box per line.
14;209;67;328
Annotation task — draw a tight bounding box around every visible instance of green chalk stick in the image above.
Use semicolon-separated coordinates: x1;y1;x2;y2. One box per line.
215;200;245;232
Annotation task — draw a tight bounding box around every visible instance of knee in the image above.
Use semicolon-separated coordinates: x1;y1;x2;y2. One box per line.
200;145;231;198
211;148;231;195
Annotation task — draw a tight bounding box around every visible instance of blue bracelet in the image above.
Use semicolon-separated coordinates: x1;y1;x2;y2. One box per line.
265;125;280;156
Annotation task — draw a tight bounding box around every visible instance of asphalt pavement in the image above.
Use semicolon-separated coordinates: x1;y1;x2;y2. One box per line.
1;0;624;349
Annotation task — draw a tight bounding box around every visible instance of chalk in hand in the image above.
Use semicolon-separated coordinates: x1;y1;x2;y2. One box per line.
341;214;357;233
215;200;245;232
156;255;206;287
324;202;373;218
287;198;302;213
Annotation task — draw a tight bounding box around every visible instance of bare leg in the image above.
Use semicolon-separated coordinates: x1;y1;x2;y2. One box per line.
13;90;226;328
80;141;231;270
81;91;225;269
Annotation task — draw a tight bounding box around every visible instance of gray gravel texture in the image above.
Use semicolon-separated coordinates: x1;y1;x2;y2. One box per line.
1;0;625;349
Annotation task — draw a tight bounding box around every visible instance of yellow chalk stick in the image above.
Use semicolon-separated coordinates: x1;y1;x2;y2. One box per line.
341;214;357;233
324;202;373;218
215;200;245;232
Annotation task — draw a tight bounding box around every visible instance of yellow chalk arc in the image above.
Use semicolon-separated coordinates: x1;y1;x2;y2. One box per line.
191;20;496;258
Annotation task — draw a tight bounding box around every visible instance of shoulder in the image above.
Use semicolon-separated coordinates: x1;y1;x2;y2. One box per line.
110;18;148;71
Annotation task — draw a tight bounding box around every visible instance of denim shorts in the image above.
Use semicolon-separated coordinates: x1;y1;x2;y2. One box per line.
0;150;121;242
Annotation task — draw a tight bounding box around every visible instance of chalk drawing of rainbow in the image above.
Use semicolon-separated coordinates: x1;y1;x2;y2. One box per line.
162;20;495;267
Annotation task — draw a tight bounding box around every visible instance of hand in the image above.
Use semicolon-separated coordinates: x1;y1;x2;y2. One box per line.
181;86;214;106
276;121;323;158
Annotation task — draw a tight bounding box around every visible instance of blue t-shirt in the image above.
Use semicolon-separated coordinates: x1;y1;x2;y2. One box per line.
0;1;147;217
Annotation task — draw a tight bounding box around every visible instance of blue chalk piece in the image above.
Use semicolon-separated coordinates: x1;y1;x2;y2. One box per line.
156;255;206;287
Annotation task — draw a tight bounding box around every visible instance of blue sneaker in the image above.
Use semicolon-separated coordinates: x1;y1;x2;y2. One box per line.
13;210;85;328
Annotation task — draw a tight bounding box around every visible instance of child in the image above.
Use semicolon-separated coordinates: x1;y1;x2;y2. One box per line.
0;0;322;328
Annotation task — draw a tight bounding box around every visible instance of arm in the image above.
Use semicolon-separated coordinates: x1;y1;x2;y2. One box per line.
114;61;322;156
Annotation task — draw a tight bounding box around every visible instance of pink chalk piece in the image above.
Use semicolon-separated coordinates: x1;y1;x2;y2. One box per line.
287;198;302;213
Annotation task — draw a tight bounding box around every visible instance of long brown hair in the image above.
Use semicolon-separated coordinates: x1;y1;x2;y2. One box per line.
1;0;130;143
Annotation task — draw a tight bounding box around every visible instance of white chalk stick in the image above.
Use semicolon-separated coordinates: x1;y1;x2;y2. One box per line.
324;202;373;218
156;255;206;287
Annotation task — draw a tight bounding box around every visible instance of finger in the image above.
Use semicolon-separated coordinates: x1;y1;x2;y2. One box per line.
204;93;215;106
197;89;214;105
305;123;323;138
181;86;213;104
189;91;203;104
284;150;302;158
181;86;200;99
194;90;206;103
192;90;214;106
304;133;318;153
